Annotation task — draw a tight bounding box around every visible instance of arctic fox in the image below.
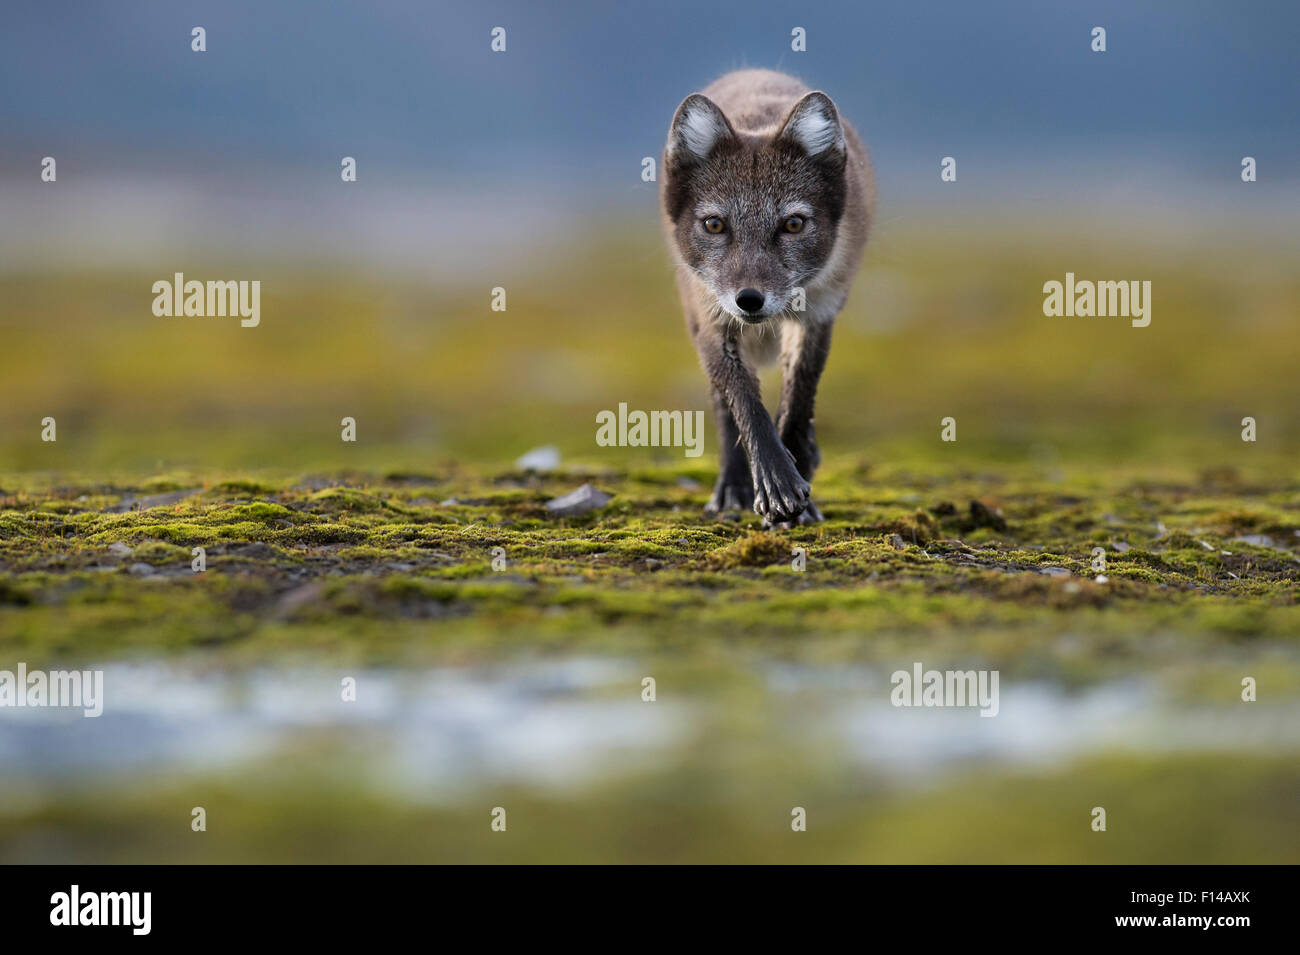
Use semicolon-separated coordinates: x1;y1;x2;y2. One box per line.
661;69;874;526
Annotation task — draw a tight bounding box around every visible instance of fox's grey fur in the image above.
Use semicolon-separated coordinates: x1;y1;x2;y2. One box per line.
661;69;875;526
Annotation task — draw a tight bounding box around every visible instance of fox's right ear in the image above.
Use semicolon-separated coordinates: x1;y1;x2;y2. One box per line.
666;94;735;163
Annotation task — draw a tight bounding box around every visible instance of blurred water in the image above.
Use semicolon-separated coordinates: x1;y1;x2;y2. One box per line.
2;656;1295;810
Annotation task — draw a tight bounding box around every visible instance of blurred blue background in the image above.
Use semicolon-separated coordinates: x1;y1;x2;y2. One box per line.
4;0;1297;277
4;0;1297;187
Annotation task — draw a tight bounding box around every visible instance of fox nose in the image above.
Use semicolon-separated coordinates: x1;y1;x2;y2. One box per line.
735;288;765;314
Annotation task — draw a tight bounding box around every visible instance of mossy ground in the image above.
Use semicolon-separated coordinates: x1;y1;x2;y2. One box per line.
3;458;1297;676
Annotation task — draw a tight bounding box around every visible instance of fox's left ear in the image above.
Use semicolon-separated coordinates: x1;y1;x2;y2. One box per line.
777;92;846;165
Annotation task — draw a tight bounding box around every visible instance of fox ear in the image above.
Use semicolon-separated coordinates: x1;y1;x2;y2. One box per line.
777;91;845;162
667;94;736;163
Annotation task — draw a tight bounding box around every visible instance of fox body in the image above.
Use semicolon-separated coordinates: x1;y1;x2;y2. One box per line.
661;69;874;526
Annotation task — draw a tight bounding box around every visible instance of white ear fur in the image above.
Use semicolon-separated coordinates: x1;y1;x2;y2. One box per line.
779;92;845;158
669;95;732;161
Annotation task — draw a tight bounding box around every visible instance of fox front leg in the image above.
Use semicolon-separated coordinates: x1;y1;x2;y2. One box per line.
774;320;832;524
703;387;754;514
698;325;810;525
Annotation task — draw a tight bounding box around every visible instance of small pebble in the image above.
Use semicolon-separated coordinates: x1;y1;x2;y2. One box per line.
545;483;612;517
515;446;561;472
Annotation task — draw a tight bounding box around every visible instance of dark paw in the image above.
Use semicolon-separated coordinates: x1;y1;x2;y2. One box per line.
763;498;824;530
751;451;811;525
704;479;754;515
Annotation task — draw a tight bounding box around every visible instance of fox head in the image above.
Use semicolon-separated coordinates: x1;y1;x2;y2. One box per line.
663;90;848;323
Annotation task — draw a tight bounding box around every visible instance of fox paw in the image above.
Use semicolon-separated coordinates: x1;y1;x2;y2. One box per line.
704;480;754;515
751;457;811;525
763;498;824;530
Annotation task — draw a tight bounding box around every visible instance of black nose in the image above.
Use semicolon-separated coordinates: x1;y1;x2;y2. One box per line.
735;288;765;314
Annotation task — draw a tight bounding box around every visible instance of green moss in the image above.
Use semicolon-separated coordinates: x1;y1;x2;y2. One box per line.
223;502;296;522
705;531;790;569
0;458;1296;666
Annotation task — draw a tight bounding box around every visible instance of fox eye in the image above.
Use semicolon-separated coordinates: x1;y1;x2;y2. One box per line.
783;215;805;234
702;216;725;234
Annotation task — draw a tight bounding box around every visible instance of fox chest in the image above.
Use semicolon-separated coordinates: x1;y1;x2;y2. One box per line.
738;318;812;369
737;323;783;367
